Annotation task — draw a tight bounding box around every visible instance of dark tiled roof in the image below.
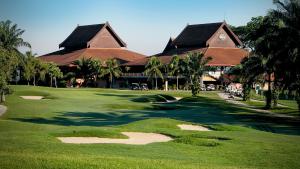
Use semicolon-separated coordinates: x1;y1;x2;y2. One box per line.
59;24;105;48
173;22;223;47
39;48;146;66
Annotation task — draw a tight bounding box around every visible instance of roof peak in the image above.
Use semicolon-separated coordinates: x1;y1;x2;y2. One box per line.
186;21;224;27
77;23;105;27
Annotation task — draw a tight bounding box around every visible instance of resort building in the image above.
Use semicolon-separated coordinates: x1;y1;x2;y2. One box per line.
39;22;146;87
39;21;248;89
124;22;248;89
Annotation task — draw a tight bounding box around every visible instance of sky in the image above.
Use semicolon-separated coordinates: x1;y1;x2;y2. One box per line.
0;0;275;56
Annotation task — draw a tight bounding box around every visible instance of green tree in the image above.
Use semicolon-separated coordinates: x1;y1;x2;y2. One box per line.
48;63;63;88
271;0;300;111
0;20;30;52
0;48;18;102
144;56;163;90
229;55;265;101
0;20;30;102
73;57;102;87
101;58;122;88
23;51;37;85
169;55;181;90
184;52;212;96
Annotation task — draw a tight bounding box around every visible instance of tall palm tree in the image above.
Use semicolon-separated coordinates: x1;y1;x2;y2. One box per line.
0;20;31;51
23;51;37;85
229;55;265;101
144;56;163;90
101;58;122;88
272;0;300;111
73;57;101;87
185;52;212;96
0;20;30;102
169;55;180;90
48;63;63;88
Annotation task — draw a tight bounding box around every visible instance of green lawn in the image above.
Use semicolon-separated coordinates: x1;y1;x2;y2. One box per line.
245;91;299;116
0;85;300;169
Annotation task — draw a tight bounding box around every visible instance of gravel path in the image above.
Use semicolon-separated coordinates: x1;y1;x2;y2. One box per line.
0;105;7;117
218;92;295;119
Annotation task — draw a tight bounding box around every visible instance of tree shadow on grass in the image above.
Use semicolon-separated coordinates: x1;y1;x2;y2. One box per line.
11;95;300;135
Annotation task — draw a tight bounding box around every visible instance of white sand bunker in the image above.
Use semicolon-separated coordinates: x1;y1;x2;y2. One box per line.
57;132;173;145
175;97;182;100
20;96;44;100
178;124;211;131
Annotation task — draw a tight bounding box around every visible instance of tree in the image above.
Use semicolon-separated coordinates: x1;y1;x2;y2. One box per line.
101;58;122;88
48;63;63;88
183;52;212;96
271;0;300;112
0;48;18;102
23;51;37;85
229;55;265;101
230;17;264;50
73;57;102;87
0;20;30;102
144;56;163;90
169;55;180;90
0;20;30;52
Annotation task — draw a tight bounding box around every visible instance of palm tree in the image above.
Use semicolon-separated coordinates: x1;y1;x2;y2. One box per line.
229;55;265;101
169;55;180;90
101;58;122;88
185;52;212;96
0;20;30;102
0;20;31;51
144;56;163;90
48;63;63;88
272;0;300;111
73;57;101;87
23;51;37;85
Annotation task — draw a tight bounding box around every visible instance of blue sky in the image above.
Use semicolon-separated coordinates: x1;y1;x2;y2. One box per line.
0;0;275;55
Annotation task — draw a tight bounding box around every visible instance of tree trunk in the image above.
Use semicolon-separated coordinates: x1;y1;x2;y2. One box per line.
110;75;113;88
50;75;53;87
265;73;272;109
176;76;179;90
0;90;5;103
272;85;278;107
242;83;251;101
33;76;36;86
296;89;300;113
54;77;57;88
155;74;158;90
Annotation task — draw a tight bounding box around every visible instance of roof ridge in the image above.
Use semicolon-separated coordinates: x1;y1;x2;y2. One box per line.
187;22;224;27
77;23;105;27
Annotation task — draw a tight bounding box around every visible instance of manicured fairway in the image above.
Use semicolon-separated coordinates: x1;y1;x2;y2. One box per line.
0;85;300;169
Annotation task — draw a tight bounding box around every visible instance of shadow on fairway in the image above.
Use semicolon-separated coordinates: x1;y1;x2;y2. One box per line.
12;95;300;135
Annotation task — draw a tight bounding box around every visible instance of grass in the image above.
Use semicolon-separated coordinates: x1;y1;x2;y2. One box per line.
0;85;300;169
234;90;300;116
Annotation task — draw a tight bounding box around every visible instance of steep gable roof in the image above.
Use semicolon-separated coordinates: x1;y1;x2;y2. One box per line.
59;22;126;49
172;22;242;48
173;22;223;47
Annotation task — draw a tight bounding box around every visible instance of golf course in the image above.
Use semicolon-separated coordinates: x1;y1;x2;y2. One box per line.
0;85;299;169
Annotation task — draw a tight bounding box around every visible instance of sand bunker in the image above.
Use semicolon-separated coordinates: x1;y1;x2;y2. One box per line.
20;96;44;100
178;124;211;131
57;132;173;145
175;97;182;100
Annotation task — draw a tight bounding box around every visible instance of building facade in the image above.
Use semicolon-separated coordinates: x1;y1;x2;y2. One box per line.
123;22;248;89
39;21;248;89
